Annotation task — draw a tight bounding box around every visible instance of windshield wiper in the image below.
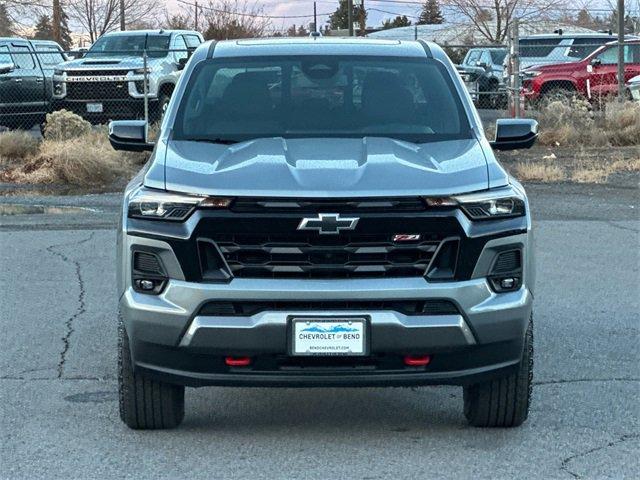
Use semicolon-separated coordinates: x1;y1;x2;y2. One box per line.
181;137;240;145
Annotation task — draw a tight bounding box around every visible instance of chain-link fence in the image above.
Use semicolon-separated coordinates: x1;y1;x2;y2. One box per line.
0;46;194;131
455;27;640;114
1;37;638;132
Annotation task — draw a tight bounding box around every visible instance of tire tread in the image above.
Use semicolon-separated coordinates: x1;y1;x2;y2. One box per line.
463;315;533;428
118;317;185;429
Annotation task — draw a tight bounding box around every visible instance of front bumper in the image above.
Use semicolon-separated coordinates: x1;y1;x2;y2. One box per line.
121;275;532;387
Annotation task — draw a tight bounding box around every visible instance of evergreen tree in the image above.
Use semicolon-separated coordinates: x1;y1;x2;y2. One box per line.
0;3;14;36
328;0;366;30
382;16;412;30
32;15;54;41
417;0;443;25
58;7;73;50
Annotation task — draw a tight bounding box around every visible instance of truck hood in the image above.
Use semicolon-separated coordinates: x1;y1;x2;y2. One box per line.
526;60;583;73
161;137;491;197
58;56;151;70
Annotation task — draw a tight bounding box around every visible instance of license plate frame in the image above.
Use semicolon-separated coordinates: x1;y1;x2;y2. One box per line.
86;103;103;113
289;317;369;357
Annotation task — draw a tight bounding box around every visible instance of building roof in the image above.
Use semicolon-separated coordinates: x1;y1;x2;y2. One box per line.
368;21;601;45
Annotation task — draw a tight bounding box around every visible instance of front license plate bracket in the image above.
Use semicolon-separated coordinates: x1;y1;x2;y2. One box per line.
289;317;369;357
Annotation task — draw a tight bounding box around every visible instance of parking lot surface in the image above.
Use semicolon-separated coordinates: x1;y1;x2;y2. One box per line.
1;184;638;479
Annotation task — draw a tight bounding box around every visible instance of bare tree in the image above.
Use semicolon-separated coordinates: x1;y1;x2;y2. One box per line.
67;0;156;42
164;10;194;30
443;0;568;43
201;0;271;40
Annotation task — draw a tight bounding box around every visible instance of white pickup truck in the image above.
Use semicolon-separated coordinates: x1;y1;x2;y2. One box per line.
52;30;203;123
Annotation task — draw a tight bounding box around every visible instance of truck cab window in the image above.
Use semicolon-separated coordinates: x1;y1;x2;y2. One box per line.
11;45;35;69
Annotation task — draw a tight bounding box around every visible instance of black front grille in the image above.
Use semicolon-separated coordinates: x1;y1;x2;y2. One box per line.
211;233;442;279
66;81;130;100
198;300;460;317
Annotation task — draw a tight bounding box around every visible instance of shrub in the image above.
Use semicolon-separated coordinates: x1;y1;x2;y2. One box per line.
0;130;40;160
43;110;92;141
0;130;144;186
535;98;594;146
603;102;640;146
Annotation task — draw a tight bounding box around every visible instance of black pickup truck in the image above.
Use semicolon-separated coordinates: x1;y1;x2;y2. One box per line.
0;38;66;130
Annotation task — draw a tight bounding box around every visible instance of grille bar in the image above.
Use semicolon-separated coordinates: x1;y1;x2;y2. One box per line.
231;197;426;213
198;300;460;317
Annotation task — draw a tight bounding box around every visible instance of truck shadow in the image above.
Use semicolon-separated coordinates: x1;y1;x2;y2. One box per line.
183;385;465;432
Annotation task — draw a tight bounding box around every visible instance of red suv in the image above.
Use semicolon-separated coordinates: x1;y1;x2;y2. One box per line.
522;40;640;104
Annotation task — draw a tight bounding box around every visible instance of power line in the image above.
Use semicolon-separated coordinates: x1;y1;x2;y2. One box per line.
176;0;334;19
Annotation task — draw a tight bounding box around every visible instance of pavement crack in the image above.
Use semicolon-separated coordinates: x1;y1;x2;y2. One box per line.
560;434;640;479
604;220;640;233
534;377;640;386
46;232;95;378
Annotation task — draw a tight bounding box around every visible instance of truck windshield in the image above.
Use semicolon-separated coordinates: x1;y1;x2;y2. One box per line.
174;56;472;144
85;34;170;58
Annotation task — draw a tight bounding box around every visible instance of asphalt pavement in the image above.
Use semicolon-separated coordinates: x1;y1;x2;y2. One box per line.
0;184;638;479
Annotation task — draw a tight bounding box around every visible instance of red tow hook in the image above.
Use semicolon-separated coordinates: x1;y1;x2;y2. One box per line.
403;355;431;367
225;356;252;367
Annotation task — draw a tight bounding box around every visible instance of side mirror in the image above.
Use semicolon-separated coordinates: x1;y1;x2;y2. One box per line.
490;118;538;151
0;63;15;74
476;61;489;69
177;57;188;70
591;58;602;67
108;120;154;152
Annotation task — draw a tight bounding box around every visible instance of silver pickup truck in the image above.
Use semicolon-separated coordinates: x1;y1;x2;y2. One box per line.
52;30;203;123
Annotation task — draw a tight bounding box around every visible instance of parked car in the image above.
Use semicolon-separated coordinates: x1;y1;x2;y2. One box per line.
0;38;66;130
502;32;638;85
52;30;203;123
627;74;640;102
522;40;640;104
457;47;507;108
109;37;538;430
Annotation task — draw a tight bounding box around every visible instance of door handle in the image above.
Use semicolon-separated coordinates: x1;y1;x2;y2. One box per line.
13;78;22;83
35;77;44;83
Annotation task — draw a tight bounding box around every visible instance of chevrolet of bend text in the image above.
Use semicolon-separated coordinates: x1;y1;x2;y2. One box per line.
110;38;538;429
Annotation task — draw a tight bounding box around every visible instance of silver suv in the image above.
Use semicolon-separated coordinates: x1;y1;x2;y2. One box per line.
110;38;538;429
52;30;202;123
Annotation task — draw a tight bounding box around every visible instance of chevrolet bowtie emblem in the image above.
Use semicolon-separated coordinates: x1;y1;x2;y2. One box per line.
297;213;359;235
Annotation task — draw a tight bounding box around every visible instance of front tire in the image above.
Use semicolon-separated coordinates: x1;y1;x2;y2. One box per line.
118;318;185;429
463;315;533;428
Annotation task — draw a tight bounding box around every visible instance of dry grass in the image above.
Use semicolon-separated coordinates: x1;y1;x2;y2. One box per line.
513;162;565;182
610;156;640;172
0;131;40;162
533;100;640;147
604;102;640;146
570;167;611;183
0;130;146;186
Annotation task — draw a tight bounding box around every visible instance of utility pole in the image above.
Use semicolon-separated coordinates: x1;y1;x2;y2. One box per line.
360;0;366;36
313;1;317;33
348;0;353;36
52;0;61;44
195;1;199;31
617;0;625;101
120;0;125;30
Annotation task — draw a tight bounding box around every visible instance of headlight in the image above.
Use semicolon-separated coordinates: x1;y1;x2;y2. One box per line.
523;70;542;78
127;186;231;221
54;68;64;75
132;67;150;75
424;186;526;220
